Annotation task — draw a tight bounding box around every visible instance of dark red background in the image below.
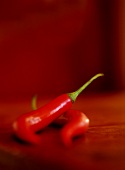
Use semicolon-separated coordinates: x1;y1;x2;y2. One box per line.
0;0;122;98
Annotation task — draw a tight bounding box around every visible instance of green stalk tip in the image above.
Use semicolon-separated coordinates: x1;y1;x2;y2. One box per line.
68;73;104;102
31;95;37;110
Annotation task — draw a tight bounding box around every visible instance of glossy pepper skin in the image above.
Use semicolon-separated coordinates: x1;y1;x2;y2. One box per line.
13;73;103;144
60;110;89;146
13;94;72;144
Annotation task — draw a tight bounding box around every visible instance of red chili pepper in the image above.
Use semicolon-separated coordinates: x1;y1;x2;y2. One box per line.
60;109;89;146
13;94;72;144
13;73;103;144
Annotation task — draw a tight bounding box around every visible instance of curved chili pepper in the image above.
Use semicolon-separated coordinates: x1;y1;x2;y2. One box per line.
60;109;89;146
13;73;103;144
13;94;72;144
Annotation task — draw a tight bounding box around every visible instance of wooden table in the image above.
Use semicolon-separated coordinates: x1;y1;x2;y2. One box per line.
0;92;125;170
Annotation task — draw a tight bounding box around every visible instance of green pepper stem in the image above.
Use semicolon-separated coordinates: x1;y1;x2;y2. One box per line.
31;95;37;110
68;73;104;102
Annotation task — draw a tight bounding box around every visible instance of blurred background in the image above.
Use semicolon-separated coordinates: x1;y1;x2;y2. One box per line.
0;0;124;99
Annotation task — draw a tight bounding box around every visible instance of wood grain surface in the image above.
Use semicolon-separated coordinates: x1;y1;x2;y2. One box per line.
0;92;125;170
